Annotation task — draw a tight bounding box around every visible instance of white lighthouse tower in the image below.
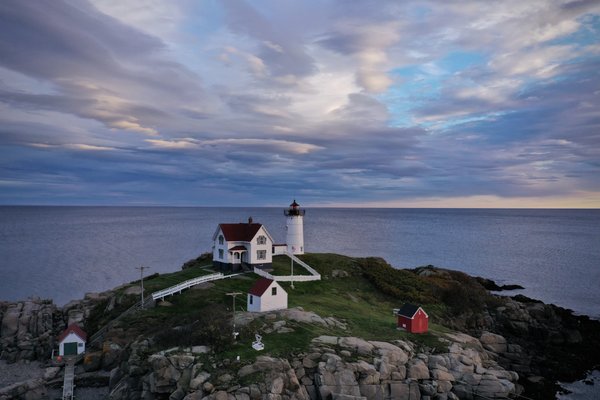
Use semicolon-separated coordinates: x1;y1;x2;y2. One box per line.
285;200;305;255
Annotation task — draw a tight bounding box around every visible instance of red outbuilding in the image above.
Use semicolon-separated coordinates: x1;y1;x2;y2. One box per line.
394;304;429;334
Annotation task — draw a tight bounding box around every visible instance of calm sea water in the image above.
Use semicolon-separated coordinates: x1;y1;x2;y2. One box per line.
0;207;599;319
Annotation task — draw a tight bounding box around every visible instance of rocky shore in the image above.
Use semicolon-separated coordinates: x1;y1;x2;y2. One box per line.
105;330;522;400
1;257;599;400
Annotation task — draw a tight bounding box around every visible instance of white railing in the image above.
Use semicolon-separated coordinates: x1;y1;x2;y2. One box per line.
151;272;224;301
286;252;321;278
90;271;242;347
271;274;322;282
254;252;321;282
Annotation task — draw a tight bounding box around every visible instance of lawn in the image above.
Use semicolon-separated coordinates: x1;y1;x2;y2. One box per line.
269;254;313;276
113;253;449;361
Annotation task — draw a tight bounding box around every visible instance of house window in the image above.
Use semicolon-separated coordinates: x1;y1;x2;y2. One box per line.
218;249;224;259
257;250;266;260
257;235;267;245
249;295;253;304
272;287;277;296
218;235;224;245
78;343;83;347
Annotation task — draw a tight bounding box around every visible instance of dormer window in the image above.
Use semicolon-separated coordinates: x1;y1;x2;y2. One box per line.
218;235;224;245
257;235;267;245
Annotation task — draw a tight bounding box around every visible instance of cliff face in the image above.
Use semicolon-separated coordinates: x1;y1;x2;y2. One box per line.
106;332;522;400
0;300;60;362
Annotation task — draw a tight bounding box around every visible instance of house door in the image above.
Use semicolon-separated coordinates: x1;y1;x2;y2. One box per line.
64;342;78;355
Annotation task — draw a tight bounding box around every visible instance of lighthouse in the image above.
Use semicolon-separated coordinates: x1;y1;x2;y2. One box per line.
284;200;305;255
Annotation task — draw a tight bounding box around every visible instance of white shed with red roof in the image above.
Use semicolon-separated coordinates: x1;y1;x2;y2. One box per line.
247;278;287;312
58;323;87;356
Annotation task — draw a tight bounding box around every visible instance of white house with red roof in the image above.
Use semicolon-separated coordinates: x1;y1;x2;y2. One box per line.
247;278;288;312
212;217;275;272
58;323;87;356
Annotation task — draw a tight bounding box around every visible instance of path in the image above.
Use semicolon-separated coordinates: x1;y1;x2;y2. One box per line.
62;357;75;400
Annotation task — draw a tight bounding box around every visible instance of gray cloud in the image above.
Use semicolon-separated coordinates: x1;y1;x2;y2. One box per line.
0;0;599;206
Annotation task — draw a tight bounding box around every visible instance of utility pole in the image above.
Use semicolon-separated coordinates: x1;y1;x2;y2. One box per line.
226;292;242;339
135;266;150;308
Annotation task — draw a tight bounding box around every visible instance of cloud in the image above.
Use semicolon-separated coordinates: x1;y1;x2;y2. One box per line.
110;120;158;136
146;138;324;155
1;0;599;206
489;45;576;78
317;20;400;92
145;139;198;150
0;0;204;135
220;0;316;79
29;143;118;151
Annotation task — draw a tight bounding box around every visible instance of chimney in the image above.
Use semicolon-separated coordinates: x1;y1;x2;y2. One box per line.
248;217;253;224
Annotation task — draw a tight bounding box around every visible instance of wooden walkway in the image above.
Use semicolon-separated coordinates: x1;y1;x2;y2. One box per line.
62;357;75;400
151;271;245;301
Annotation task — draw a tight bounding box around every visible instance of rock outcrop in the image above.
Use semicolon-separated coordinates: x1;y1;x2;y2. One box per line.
106;333;521;400
0;299;61;362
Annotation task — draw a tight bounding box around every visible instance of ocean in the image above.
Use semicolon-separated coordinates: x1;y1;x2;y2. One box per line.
0;207;599;320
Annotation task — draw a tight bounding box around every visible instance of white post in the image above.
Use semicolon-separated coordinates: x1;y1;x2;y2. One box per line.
290;257;295;289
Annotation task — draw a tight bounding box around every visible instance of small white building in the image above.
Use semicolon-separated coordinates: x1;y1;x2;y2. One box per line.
212;218;275;272
247;278;288;312
58;323;87;356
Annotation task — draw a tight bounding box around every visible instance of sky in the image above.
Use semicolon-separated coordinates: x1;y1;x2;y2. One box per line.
1;0;599;208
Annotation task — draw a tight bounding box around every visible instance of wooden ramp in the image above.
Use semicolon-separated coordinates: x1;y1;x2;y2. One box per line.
62;357;75;400
151;272;245;301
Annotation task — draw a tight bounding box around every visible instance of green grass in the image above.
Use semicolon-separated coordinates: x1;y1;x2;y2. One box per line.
109;253;456;361
270;255;312;276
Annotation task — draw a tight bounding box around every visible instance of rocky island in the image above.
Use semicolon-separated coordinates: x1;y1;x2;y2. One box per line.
1;253;599;400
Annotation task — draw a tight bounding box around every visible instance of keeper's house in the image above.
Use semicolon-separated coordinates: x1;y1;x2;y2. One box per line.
394;304;429;334
58;323;87;356
212;218;274;272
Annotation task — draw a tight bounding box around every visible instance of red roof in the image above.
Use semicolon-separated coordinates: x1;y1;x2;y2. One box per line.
219;223;263;241
58;323;87;343
290;200;300;208
248;278;274;296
